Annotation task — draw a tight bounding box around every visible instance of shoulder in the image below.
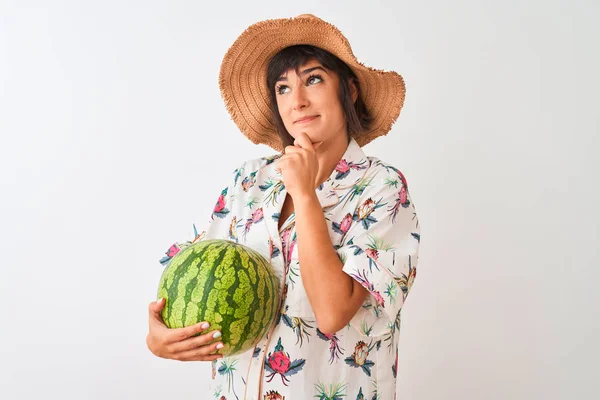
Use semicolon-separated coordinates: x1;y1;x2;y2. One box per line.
365;156;410;191
225;153;283;186
238;153;282;173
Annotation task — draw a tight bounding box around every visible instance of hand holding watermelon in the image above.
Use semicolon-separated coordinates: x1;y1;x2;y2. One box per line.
146;298;225;361
155;239;281;357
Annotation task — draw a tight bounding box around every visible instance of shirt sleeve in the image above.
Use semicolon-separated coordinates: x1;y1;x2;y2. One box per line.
335;167;420;337
158;162;244;267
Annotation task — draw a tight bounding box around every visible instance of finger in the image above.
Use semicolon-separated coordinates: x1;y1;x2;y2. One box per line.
176;342;225;362
150;298;165;313
277;154;299;174
313;141;324;150
171;329;223;353
149;298;166;325
169;321;212;343
293;132;315;151
275;157;289;173
284;145;302;154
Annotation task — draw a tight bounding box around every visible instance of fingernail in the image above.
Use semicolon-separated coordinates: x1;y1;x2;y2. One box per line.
201;322;210;330
157;298;163;304
213;331;222;339
216;343;224;349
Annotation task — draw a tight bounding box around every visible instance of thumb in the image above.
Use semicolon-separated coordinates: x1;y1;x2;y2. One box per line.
149;298;165;318
312;141;324;150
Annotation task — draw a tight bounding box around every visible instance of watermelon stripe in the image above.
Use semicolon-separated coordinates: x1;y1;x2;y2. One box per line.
225;250;244;350
197;243;228;326
238;248;263;352
245;254;262;343
248;256;265;342
190;245;220;325
172;248;204;326
163;247;196;325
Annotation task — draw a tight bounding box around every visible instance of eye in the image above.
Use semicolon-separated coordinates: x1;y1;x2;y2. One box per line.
276;85;290;95
307;74;323;85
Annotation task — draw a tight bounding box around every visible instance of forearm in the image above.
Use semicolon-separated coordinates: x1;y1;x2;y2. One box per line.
293;192;358;332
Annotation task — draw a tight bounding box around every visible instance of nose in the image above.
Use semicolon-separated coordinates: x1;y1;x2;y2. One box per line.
292;85;309;111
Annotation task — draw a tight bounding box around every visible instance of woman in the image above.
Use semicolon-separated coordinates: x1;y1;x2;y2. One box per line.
147;14;420;400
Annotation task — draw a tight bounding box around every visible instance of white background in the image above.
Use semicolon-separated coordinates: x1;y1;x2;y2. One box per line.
1;1;598;399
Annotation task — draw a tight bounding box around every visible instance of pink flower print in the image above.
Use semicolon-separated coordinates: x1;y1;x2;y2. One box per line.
351;269;385;307
389;186;411;223
340;213;352;231
212;188;230;219
397;169;408;189
334;158;368;180
166;243;180;258
281;227;296;264
371;290;385;307
281;228;291;260
364;246;381;272
252;208;264;223
317;328;344;364
365;248;379;262
214;195;226;213
281;227;291;243
264;338;306;385
399;186;408;205
332;213;353;235
336;159;350;174
287;239;296;264
244;208;264;237
269;350;290;374
159;243;182;266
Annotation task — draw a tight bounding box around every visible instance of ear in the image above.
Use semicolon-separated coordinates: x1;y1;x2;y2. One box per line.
349;79;359;104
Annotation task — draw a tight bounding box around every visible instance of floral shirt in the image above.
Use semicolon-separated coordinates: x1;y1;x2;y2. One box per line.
160;138;420;400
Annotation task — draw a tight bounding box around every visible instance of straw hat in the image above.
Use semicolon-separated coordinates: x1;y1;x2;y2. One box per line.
218;14;406;152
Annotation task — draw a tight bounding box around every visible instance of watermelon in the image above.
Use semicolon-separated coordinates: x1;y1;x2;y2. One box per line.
157;239;280;356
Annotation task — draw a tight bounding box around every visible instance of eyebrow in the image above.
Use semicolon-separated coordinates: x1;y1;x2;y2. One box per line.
276;66;328;83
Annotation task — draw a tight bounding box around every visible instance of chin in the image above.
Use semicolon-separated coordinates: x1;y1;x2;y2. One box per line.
300;132;323;143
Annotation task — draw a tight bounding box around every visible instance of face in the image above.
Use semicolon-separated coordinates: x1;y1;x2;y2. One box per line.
274;59;357;146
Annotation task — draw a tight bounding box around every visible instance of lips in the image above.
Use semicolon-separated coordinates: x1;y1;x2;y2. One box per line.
294;115;319;124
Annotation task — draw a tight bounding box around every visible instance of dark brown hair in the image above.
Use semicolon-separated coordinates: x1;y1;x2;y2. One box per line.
266;45;372;148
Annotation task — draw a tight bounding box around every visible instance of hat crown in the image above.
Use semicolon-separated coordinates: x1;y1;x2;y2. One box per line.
295;14;321;21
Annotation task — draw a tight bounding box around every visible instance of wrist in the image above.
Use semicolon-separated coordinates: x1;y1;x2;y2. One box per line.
292;191;319;210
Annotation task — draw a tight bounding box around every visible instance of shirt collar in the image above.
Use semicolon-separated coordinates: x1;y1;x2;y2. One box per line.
262;137;370;209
